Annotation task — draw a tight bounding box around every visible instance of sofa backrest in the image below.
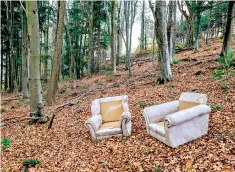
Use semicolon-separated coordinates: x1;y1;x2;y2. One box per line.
179;92;208;111
99;96;127;122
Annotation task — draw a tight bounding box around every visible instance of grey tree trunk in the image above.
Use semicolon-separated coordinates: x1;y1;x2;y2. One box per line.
167;1;176;62
22;9;28;99
111;1;117;75
88;1;93;78
47;1;66;105
140;1;145;51
124;1;131;76
26;1;44;118
155;0;172;83
221;1;235;56
194;2;203;52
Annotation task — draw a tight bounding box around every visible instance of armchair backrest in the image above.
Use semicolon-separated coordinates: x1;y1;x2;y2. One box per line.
179;92;208;111
91;95;129;122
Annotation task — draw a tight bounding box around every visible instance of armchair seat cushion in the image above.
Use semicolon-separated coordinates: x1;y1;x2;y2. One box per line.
149;121;165;137
96;121;121;136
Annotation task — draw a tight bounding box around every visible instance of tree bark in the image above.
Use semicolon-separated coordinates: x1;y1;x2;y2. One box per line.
124;1;131;76
155;0;172;82
26;1;44;118
88;1;93;78
221;1;235;56
194;1;203;52
22;8;28;99
167;1;176;62
46;1;66;105
140;1;145;51
111;1;117;75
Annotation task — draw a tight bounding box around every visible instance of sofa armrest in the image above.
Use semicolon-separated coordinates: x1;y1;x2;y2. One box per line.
91;99;100;116
165;104;211;127
143;100;179;124
86;114;102;131
120;112;131;136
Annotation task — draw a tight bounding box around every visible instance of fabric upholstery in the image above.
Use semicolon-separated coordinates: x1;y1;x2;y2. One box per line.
143;92;211;147
91;99;100;116
86;115;102;131
167;114;209;147
149;121;165;137
179;101;200;111
143;100;179;124
96;127;122;136
165;104;211;127
120;112;132;136
179;92;207;104
86;95;131;141
100;100;124;122
99;121;120;130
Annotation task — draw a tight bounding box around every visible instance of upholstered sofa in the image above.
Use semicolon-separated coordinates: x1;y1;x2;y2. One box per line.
86;95;131;141
143;92;211;148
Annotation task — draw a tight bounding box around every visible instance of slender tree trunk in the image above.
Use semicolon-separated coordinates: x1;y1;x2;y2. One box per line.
221;1;235;56
155;0;172;83
47;1;66;105
9;1;14;92
26;1;44;118
111;1;116;75
22;9;28;99
194;2;202;52
88;1;93;78
124;1;131;76
167;1;175;62
152;29;155;67
97;22;101;72
1;45;3;90
140;1;145;51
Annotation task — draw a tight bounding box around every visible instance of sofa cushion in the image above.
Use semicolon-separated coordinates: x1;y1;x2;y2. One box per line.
149;121;165;137
179;101;200;111
96;121;121;136
100;100;124;122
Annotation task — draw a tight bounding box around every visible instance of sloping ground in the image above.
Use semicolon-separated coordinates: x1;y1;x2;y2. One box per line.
1;39;235;171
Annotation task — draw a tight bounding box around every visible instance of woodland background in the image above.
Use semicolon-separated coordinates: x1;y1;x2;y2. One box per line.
1;0;235;171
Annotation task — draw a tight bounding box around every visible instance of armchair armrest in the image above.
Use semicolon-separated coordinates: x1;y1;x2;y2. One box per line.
120;112;131;136
86;114;102;131
165;104;211;127
143;100;179;124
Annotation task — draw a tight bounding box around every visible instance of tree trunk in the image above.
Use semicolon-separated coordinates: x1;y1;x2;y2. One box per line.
221;1;235;56
155;0;172;83
167;1;175;62
194;2;203;52
88;1;93;78
140;1;145;51
111;1;117;75
185;16;194;47
22;9;28;99
97;22;101;72
26;1;44;118
124;1;131;76
46;1;66;105
152;29;155;67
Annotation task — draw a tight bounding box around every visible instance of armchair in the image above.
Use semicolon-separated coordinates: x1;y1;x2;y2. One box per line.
143;92;211;147
86;95;131;141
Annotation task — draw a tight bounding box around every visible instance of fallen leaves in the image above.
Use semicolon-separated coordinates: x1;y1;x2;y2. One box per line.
1;39;235;171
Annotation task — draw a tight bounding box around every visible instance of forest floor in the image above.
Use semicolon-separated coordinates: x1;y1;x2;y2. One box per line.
1;38;235;172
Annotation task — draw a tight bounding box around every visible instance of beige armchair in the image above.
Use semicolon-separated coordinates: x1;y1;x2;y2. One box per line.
86;95;131;141
143;92;211;148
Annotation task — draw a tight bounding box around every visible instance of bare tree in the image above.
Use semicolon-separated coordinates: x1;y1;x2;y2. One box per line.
26;1;44;118
47;1;66;105
221;1;235;56
155;0;172;83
